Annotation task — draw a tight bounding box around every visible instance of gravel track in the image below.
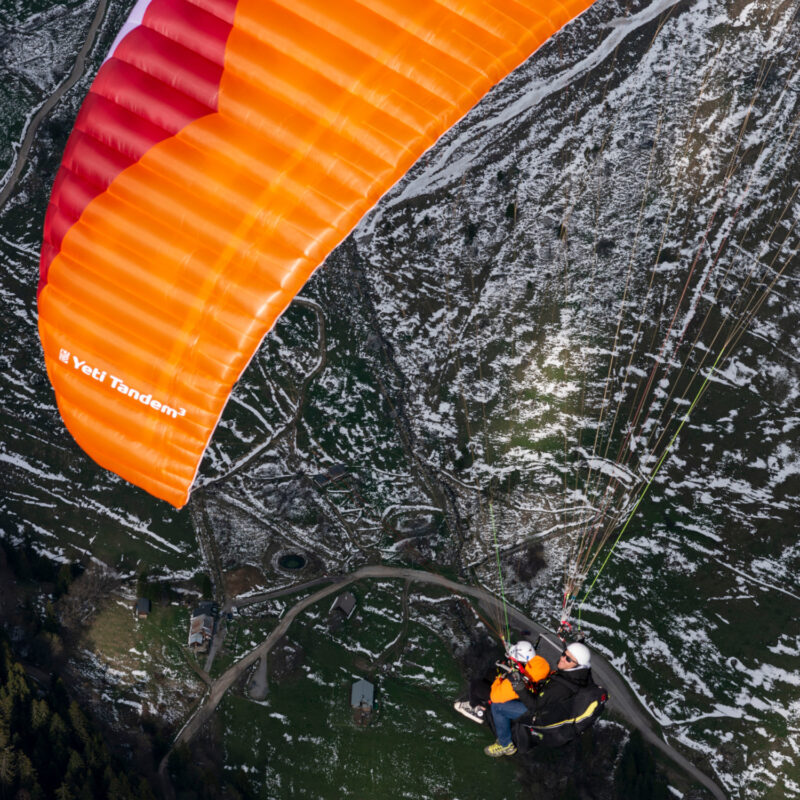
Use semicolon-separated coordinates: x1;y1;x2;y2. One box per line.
159;565;726;800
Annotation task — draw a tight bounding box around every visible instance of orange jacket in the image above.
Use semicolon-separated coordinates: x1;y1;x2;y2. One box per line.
490;655;552;703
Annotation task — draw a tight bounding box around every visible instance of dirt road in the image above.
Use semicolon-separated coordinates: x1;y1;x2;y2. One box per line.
160;565;726;800
0;0;108;208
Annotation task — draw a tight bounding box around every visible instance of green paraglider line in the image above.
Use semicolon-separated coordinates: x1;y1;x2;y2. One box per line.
576;344;728;627
489;499;512;643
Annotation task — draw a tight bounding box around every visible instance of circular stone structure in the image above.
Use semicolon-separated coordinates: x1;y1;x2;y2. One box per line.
277;552;307;571
385;509;443;538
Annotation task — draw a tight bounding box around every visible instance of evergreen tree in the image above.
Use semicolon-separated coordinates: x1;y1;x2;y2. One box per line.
66;749;85;781
0;746;17;788
49;712;69;765
55;563;74;598
16;751;37;791
55;782;74;800
30;699;49;731
198;572;213;600
68;702;90;747
0;632;155;800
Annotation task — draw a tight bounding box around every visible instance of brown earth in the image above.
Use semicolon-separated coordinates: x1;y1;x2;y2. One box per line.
223;565;267;598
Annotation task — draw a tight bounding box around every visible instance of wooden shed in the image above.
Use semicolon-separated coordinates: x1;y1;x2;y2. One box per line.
135;598;151;619
188;602;216;651
311;464;348;488
350;678;374;709
330;591;357;619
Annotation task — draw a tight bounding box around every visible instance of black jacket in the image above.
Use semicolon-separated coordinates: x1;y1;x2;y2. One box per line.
517;666;592;725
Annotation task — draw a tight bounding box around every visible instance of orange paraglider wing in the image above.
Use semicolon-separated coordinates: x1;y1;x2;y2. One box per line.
38;0;597;507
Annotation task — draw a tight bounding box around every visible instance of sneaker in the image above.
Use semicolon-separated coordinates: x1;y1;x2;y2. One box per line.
484;741;517;757
483;742;517;758
453;700;485;724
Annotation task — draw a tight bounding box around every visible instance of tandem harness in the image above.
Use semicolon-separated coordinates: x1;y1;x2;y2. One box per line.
513;674;608;750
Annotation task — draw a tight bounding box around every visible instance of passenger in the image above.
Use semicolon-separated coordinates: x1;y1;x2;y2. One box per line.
454;640;550;728
482;641;592;757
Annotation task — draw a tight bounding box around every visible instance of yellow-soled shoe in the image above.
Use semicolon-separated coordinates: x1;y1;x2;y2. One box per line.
484;741;517;757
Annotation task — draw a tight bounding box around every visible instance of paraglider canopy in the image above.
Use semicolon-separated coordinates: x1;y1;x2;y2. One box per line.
38;0;598;506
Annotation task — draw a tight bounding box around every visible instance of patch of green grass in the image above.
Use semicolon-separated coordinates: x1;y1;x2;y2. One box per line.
211;615;282;678
217;587;522;799
507;432;564;454
304;582;407;663
88;599;198;689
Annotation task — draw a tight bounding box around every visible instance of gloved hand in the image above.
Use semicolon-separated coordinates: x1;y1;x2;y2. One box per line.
508;671;526;692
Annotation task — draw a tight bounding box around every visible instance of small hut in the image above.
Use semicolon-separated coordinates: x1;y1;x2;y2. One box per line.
188;603;216;651
350;678;374;725
135;598;151;619
330;591;356;619
311;464;348;488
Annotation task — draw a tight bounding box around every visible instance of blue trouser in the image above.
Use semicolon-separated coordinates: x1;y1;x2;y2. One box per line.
490;700;528;746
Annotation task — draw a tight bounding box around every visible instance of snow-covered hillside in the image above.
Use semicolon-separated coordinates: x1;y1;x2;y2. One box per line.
1;0;798;796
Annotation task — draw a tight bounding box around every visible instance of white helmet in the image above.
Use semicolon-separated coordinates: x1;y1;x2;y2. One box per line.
509;641;536;663
565;641;591;668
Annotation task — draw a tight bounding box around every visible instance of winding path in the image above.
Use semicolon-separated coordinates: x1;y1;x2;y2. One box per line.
159;566;727;800
0;0;108;208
